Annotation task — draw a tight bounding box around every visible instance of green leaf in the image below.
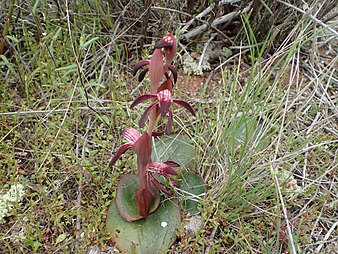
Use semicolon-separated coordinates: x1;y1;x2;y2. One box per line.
233;120;268;151
106;199;181;254
101;115;110;125
178;171;206;214
55;233;67;245
87;81;105;88
5;35;19;43
80;37;99;50
55;63;77;72
115;174;160;221
152;135;195;168
32;0;40;15
24;239;41;252
0;55;16;75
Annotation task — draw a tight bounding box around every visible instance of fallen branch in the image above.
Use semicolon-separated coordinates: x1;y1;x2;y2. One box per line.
181;0;241;32
181;2;252;40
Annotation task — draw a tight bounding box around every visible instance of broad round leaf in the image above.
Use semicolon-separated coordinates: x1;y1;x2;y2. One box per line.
152;135;195;169
178;171;206;214
115;174;160;221
106;200;181;254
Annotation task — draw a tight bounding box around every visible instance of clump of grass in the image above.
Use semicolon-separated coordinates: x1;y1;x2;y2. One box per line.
186;5;337;253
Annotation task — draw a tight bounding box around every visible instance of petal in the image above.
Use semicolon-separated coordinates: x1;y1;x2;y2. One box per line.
158;78;173;93
149;174;170;195
132;60;150;76
149;49;165;88
151;131;163;137
157;89;172;116
168;65;177;84
139;102;158;127
155;31;177;65
164;161;180;167
146;173;155;196
138;68;149;82
130;94;157;108
147;162;177;176
109;143;132;167
122;127;141;144
155;39;173;49
154;31;176;49
134;132;152;167
173;99;196;116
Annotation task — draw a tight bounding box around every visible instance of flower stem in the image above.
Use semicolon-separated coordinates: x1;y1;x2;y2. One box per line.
146;109;158;137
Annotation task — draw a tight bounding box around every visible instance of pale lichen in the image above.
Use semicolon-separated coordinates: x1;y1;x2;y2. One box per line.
0;184;25;223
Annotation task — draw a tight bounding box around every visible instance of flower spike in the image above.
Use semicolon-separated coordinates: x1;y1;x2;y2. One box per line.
110;31;195;220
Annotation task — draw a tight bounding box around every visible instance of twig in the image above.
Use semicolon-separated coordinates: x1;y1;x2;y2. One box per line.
273;172;298;254
151;6;192;17
181;0;241;32
65;1;94;114
215;49;250;71
198;33;216;69
323;11;338;23
0;119;25;143
199;71;215;100
75;116;92;236
35;3;78;173
98;44;112;84
315;221;338;253
138;0;152;54
0;107;112;116
204;225;218;254
182;3;252;40
272;53;299;254
152;5;233;43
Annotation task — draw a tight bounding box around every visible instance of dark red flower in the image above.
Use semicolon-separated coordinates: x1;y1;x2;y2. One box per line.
131;88;195;133
109;128;180;196
133;57;177;85
155;31;177;70
132;31;178;87
109;127;141;167
146;161;180;195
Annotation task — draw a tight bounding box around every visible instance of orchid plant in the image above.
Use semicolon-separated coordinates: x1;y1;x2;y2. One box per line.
109;31;196;220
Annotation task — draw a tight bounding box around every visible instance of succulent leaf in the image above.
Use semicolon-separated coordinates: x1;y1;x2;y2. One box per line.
106;199;180;254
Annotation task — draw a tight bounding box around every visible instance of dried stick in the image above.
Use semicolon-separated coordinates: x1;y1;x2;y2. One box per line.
181;0;241;32
198;34;216;70
182;3;252;40
315;221;338;252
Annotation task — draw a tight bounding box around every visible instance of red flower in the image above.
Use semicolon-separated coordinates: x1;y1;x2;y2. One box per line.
109;128;180;196
109;127;141;167
155;31;177;71
146;161;179;196
132;57;177;85
132;31;178;88
131;88;195;133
